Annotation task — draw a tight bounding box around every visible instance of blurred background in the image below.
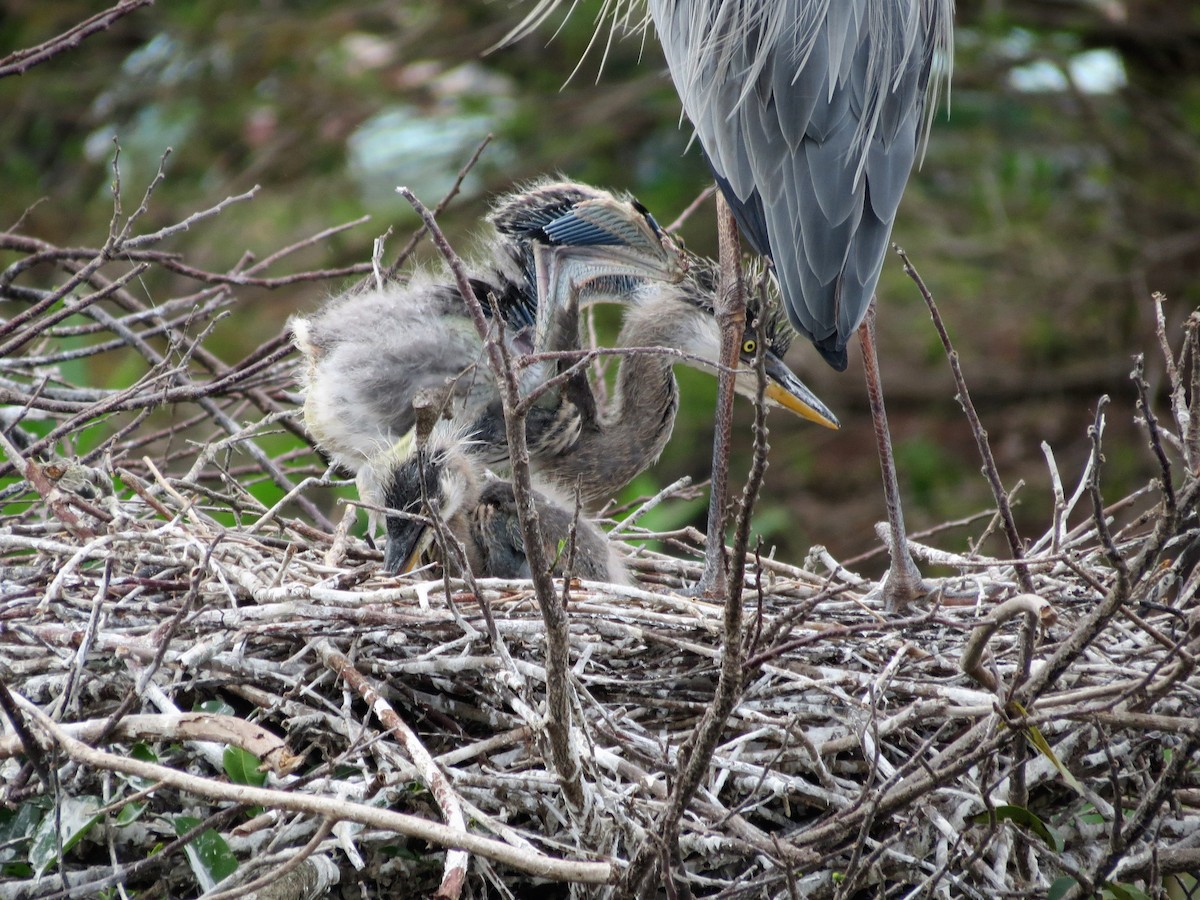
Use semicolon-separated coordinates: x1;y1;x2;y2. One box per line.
2;0;1198;575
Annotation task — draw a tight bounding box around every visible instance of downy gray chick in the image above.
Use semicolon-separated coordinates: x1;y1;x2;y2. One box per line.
370;424;628;583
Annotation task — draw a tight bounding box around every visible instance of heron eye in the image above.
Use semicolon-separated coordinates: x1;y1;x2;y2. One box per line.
742;338;757;355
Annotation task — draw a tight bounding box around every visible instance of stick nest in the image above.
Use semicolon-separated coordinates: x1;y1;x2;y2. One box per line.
1;178;1199;899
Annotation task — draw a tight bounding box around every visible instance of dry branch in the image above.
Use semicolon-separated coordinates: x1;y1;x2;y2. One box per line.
2;154;1199;897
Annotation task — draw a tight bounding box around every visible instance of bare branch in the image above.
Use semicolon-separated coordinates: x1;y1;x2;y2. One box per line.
897;246;1033;592
0;0;153;79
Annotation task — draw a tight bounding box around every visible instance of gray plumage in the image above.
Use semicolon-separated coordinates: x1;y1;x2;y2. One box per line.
372;425;629;582
291;178;685;478
524;254;839;503
294;246;837;510
292;179;837;511
293;281;505;477
505;0;954;371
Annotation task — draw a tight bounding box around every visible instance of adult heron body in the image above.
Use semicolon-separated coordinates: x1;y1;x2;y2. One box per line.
646;0;954;604
650;0;953;370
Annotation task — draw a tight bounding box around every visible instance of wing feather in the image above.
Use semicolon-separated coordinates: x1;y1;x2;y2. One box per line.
648;0;952;371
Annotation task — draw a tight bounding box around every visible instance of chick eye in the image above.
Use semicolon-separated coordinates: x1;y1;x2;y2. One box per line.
742;338;757;356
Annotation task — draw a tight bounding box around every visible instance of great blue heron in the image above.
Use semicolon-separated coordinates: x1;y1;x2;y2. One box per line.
503;1;954;605
360;254;840;578
292;179;686;480
292;180;838;512
436;250;840;511
371;422;629;582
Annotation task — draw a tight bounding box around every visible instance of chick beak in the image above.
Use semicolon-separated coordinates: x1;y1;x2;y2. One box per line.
382;514;434;576
763;353;840;430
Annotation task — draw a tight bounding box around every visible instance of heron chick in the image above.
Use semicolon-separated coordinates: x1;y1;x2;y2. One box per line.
293;180;837;511
291;178;686;479
366;256;842;579
369;425;629;583
500;253;840;504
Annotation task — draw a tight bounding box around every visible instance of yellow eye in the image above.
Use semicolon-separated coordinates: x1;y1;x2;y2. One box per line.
742;338;757;355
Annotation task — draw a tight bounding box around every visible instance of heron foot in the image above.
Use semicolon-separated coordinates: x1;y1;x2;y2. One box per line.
880;551;929;612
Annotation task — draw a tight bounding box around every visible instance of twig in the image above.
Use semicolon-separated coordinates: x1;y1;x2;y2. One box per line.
374;135;494;287
316;640;469;899
1131;353;1176;513
619;198;750;897
1067;736;1200;899
696;189;746;598
13;693;616;885
28;805;249;900
897;246;1033;593
1087;397;1125;574
201;818;335;900
0;0;152;78
664;185;716;234
395;186;586;816
960;594;1058;693
1151;293;1192;471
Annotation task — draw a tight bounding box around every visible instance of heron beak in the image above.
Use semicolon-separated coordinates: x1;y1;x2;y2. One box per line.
763;353;840;430
382;514;434;575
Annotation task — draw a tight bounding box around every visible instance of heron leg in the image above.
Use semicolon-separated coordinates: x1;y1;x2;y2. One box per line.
858;301;927;611
696;193;747;599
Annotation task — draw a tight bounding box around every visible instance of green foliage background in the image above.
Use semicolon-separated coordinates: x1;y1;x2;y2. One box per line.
2;0;1198;569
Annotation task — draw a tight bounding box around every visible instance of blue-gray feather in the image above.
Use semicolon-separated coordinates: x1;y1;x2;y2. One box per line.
497;0;952;368
646;0;952;370
543;212;627;246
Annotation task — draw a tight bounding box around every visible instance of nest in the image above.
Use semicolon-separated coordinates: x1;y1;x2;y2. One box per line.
2;172;1200;900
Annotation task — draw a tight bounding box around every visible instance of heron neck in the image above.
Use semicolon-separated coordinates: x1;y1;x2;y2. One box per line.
606;300;691;433
534;299;691;504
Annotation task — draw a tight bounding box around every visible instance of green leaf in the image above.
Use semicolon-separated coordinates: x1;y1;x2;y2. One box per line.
1104;883;1151;900
1027;722;1085;794
194;699;236;716
115;802;148;827
1048;877;1077;900
127;742;160;791
174;816;238;891
1010;701;1085;796
223;746;267;787
175;815;201;834
0;803;43;864
29;796;103;875
971;804;1061;852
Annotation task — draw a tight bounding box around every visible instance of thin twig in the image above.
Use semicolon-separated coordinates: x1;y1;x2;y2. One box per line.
0;0;152;78
395;186;586;815
897;246;1033;593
